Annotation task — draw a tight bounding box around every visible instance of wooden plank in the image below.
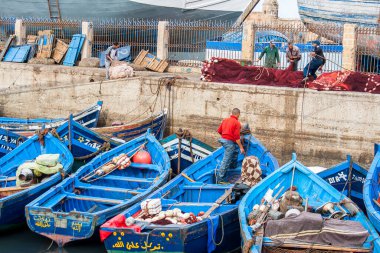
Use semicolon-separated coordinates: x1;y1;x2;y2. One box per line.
0;185;29;192
0;176;16;182
76;184;142;195
67;195;122;205
270;242;370;252
201;185;235;219
0;35;15;62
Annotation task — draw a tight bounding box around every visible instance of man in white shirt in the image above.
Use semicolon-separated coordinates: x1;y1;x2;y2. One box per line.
104;42;120;80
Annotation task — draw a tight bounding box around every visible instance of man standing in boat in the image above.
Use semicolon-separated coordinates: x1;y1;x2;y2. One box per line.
255;40;280;69
105;42;120;80
217;108;245;183
303;40;326;81
286;42;301;71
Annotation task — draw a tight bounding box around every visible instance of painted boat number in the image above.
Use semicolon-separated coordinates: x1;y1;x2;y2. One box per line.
55;217;68;228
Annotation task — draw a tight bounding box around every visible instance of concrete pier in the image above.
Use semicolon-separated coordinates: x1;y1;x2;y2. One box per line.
0;62;379;167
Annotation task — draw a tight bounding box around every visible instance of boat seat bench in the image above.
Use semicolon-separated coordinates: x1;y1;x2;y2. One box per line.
76;184;144;195
66;194;123;205
102;175;154;183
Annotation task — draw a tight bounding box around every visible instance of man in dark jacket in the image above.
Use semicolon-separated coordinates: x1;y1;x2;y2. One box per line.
303;40;325;81
217;108;245;183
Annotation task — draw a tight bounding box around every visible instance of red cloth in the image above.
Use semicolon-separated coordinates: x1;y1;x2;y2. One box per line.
217;115;241;142
201;58;380;94
99;214;141;242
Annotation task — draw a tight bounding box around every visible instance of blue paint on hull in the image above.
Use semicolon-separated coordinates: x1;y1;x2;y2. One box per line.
0;129;25;158
318;156;367;211
239;154;380;253
0;101;103;132
0;133;73;227
26;130;170;247
0;0;241;22
364;144;380;233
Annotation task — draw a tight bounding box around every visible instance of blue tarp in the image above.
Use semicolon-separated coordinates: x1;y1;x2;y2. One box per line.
99;45;131;67
3;45;31;63
63;34;86;66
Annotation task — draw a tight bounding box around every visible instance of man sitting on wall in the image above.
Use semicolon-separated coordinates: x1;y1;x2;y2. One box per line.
217;108;245;183
105;42;120;80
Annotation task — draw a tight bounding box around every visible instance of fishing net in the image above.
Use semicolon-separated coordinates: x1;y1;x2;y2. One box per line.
201;58;380;94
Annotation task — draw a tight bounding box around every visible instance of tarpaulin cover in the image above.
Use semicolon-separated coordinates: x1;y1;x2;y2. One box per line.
100;214;141;242
265;212;369;247
201;58;380;94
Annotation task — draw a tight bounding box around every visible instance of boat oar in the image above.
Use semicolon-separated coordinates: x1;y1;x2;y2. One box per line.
81;143;146;182
201;183;237;219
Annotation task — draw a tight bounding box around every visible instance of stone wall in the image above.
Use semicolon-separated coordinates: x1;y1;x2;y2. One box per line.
0;67;379;167
0;62;105;90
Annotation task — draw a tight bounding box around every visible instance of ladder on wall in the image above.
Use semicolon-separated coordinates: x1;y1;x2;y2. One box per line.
47;0;62;20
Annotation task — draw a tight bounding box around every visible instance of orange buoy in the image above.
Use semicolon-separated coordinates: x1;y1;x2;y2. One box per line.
132;150;152;164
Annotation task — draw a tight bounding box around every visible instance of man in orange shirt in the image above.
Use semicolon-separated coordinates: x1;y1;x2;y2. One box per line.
217;108;245;183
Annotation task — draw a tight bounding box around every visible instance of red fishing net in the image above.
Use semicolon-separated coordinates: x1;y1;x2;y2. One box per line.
201;58;380;94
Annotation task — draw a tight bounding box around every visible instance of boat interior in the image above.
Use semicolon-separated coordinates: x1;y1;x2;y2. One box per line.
40;162;162;214
243;162;376;252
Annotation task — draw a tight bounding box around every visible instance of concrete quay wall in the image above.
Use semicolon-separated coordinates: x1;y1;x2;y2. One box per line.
0;64;379;167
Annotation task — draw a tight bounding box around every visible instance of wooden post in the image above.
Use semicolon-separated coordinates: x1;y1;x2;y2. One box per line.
81;21;93;58
157;21;169;60
15;19;26;46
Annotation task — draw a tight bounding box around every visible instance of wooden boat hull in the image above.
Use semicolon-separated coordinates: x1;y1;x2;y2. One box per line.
26;130;170;247
0;128;26;158
364;144;380;232
239;154;380;253
0;101;103;133
56;115;122;160
93;109;167;142
100;134;279;253
0;133;74;227
160;133;214;175
317;155;367;211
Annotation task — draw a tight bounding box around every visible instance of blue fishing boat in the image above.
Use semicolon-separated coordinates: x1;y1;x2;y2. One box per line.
0;101;103;134
100;134;278;253
316;155;367;211
26;129;170;247
364;144;380;232
94;109;167;142
55;115;123;161
160;129;214;175
0;132;74;227
239;153;380;253
0;128;26;158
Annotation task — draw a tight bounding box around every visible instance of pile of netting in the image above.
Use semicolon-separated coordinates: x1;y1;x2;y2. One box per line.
201;58;380;94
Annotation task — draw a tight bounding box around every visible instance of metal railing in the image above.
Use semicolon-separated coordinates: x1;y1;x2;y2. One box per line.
251;22;343;72
1;16;378;75
167;20;242;66
92;18;158;59
0;17;16;42
23;17;81;44
356;27;380;74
